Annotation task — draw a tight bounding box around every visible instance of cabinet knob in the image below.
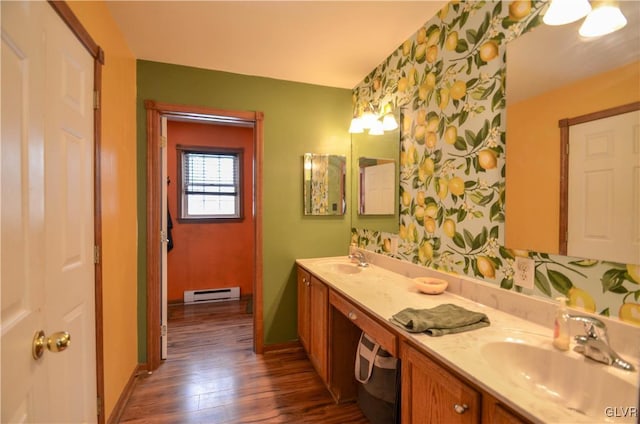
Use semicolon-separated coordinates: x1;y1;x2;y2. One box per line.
348;311;357;320
453;403;468;414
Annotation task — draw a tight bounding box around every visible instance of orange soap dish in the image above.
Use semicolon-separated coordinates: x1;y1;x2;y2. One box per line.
414;277;448;295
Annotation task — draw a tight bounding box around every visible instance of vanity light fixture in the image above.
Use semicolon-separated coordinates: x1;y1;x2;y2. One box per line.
579;0;627;37
381;113;399;131
348;116;364;133
368;119;385;135
360;105;378;130
543;0;591;25
348;102;398;135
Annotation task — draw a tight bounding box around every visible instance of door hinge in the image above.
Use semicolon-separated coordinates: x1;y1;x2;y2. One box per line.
93;90;100;110
160;135;167;148
94;245;100;264
160;230;167;243
161;324;167;337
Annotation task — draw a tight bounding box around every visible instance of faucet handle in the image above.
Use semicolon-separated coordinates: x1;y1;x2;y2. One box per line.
568;315;608;341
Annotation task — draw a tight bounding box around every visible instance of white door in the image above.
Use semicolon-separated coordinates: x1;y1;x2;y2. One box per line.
1;2;97;423
161;116;168;359
568;110;640;265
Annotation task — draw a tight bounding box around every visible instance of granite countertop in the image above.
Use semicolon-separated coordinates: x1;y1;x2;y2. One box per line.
296;256;639;424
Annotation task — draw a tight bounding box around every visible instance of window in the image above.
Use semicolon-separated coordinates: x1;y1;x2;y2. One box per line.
178;146;243;221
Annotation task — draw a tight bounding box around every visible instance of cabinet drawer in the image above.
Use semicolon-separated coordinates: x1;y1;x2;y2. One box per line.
329;290;397;356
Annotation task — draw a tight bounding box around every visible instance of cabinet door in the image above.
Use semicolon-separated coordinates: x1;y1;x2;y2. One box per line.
297;267;311;352
309;275;328;382
401;342;480;424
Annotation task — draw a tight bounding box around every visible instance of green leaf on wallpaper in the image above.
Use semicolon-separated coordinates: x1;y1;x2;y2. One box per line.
455;39;469;53
568;259;599;268
476;13;491;42
491;113;501;128
635;291;640;301
466;57;473;75
601;268;627;292
464;180;476;189
454;137;467;151
540;253;550;259
492;0;503;17
490;201;502;222
491;89;503;111
499;246;514;259
501;278;513;290
463;229;474;247
453;232;466;248
547;270;573;295
433;237;442;251
467;77;479;88
466;28;478;44
600;308;610;317
459;10;470;28
610;286;628;294
534;270;552;297
524;15;544;34
490;226;499;239
457;208;467;221
475;227;488;249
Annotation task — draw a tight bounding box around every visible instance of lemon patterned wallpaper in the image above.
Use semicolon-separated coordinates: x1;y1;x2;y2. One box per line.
351;0;639;326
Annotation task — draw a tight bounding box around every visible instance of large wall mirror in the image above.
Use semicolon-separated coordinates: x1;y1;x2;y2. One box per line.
505;1;639;264
303;153;346;216
350;111;400;234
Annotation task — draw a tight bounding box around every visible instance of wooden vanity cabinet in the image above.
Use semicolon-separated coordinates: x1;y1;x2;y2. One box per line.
401;341;481;424
297;267;328;383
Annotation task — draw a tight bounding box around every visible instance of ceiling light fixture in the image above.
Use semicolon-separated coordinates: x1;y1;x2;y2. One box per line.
543;0;591;25
579;0;627;37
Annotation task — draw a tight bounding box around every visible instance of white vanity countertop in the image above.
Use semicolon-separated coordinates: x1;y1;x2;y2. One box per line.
296;256;640;424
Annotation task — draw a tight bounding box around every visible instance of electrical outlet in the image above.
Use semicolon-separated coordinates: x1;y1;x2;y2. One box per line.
514;256;535;289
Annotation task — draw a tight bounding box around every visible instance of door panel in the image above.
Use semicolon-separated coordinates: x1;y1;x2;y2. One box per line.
1;1;97;422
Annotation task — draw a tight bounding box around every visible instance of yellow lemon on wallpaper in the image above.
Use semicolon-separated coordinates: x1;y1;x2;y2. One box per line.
418;82;431;100
414;125;426;143
415;44;427;62
439;88;450;110
509;0;531;21
443;219;456;238
373;78;381;91
408;68;418;86
426;29;440;47
436;177;448;199
397;77;408;92
567;287;596;313
419;158;435;179
403;114;412;134
425;72;436;89
477;256;496;279
627;264;640;283
402;190;412;207
478;149;497;170
417;27;427;44
416;190;426;206
383;238;392;253
417;109;427;125
444;126;457;145
439;3;449;20
399;224;408;240
426;117;439;132
479;41;499;62
419;243;434;262
511;249;529;258
425;132;438;149
406;145;417;165
402;39;412;56
426;45;438;63
425;203;438;218
448;176;465;196
445;31;458;51
450;80;467;101
424;217;436;234
619;303;640;326
414;205;425;223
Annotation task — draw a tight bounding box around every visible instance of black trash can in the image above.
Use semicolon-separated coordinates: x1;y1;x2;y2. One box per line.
355;332;400;424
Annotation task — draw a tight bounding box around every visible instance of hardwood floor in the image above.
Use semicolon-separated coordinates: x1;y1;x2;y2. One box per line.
119;298;369;423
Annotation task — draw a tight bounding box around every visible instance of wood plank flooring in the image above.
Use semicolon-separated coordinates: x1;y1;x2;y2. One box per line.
119;298;369;423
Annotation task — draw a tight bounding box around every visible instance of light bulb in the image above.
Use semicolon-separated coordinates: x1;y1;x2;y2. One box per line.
543;0;591;25
381;113;398;131
579;3;627;37
368;119;384;136
349;117;364;134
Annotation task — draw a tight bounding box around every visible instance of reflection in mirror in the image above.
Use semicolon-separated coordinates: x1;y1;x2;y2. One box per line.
358;158;395;215
505;2;640;263
303;153;346;216
351;113;400;233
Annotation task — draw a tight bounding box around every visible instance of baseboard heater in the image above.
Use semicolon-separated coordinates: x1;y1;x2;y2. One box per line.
183;287;240;304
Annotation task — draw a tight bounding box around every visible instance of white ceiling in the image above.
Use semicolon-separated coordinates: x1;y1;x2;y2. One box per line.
106;1;447;89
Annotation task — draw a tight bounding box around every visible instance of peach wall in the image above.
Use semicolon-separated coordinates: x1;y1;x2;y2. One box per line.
506;61;640;253
66;1;138;420
167;121;255;302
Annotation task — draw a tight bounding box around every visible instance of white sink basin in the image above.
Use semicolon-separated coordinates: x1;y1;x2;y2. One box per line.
481;341;638;422
320;261;362;275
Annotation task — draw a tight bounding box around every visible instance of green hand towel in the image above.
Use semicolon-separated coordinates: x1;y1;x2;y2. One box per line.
390;304;490;336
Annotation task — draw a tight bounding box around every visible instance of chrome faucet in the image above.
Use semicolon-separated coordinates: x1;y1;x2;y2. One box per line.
348;251;369;267
568;315;635;372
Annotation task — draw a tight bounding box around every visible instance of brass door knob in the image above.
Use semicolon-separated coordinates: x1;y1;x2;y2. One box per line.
32;330;71;360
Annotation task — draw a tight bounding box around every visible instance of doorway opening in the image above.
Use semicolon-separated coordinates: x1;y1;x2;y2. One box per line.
145;101;264;371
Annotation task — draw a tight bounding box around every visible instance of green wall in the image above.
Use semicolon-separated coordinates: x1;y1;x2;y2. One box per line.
136;60;352;361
